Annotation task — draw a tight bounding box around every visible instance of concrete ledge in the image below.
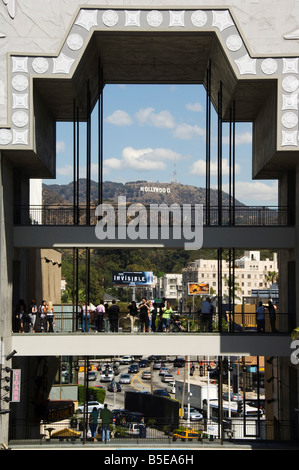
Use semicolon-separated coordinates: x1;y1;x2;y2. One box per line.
13;225;295;249
11;333;292;357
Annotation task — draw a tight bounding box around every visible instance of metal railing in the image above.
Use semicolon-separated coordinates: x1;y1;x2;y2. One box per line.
8;418;296;446
12;310;291;334
14;204;293;227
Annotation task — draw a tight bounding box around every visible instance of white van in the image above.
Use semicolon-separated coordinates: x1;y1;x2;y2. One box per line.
124;422;140;436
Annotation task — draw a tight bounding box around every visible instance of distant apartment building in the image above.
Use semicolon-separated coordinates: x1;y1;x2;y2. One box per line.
182;251;278;311
155;273;183;307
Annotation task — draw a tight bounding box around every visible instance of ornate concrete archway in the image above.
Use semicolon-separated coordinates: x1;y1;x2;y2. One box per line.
1;6;299;181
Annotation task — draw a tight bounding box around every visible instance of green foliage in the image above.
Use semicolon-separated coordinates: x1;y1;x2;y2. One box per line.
78;384;106;404
61;247;278;305
291;327;299;340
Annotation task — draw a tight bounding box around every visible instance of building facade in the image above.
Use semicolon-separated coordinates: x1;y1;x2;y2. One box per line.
182;251;278;311
156;273;183;307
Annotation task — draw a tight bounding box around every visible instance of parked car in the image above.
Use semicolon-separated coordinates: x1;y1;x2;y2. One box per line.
128;364;139;373
153;389;171;398
122;411;144;423
88;371;97;381
123;422;140;436
108;381;122;392
77;401;104;413
120;356;134;364
100;370;114;382
141;370;151;380
183;407;203;421
162;374;174;383
112;409;144;425
119;373;131;384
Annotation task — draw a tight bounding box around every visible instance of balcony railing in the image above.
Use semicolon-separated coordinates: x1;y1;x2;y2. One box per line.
8;418;296;446
14;204;293;227
12;309;291;334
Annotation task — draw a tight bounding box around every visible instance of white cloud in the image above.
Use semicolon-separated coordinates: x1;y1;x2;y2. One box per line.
233;181;278;204
190;158;241;176
104;146;182;173
135;107;175;129
105;110;133;126
104;158;123;171
186;102;204;112
173;123;206;140
56;164;72;176
223;131;252;146
56;141;66;153
57;163;99;180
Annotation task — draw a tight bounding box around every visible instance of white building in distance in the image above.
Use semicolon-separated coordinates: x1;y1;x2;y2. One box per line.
155;273;183;307
182;251;278;311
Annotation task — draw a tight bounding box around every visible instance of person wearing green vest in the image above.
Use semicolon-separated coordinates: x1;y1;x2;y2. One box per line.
162;302;173;332
100;403;112;442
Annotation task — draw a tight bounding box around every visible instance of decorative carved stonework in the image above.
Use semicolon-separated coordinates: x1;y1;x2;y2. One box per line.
1;7;299;150
2;0;16;19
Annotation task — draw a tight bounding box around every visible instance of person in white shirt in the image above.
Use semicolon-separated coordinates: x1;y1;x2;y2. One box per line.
95;300;105;332
81;301;91;332
200;297;213;332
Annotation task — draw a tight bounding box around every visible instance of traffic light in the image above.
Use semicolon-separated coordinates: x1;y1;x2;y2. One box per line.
237;401;244;415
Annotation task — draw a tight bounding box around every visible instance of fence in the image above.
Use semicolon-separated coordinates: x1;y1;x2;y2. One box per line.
14;204;292;227
11;307;291;334
8;418;296;446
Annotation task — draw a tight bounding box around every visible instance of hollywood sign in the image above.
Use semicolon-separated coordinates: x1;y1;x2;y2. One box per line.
140;186;171;194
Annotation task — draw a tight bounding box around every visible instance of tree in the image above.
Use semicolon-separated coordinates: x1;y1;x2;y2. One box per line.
223;276;241;302
266;271;278;286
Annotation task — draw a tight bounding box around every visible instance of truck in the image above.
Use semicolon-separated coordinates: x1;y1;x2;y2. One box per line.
175;380;218;410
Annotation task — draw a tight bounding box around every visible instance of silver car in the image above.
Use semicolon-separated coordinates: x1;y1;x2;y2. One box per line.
119;373;131;384
100;370;114;382
183;407;203;421
77;401;104;413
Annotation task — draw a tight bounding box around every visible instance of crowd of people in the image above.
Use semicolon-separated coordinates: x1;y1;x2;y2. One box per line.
13;296;278;334
80;297;174;333
13;298;55;333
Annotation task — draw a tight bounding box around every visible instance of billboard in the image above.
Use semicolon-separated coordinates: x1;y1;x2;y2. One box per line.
112;271;154;286
188;283;209;295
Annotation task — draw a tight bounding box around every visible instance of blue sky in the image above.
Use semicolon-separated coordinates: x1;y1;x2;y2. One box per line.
54;84;278;206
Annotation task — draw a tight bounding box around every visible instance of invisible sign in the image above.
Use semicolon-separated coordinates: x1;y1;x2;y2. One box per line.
112;271;154;286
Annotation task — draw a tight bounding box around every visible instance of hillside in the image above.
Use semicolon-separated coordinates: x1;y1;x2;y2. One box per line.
43;179;244;207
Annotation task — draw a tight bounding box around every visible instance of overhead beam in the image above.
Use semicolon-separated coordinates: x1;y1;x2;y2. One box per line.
13;225;295;250
11;333;291;357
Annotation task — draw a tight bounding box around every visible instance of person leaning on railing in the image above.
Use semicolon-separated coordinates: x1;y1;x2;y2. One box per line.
256;301;265;333
162;302;173;332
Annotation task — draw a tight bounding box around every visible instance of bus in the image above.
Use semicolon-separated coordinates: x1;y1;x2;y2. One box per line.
208;399;264;420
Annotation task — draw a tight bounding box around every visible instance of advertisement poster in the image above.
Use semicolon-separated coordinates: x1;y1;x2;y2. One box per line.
188;283;210;295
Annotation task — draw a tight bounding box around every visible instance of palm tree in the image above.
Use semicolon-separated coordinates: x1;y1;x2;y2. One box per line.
223;276;241;302
266;271;278;286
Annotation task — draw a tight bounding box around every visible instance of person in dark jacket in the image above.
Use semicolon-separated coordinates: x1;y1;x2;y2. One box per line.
100;404;112;442
267;300;278;333
108;300;119;332
128;300;138;333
